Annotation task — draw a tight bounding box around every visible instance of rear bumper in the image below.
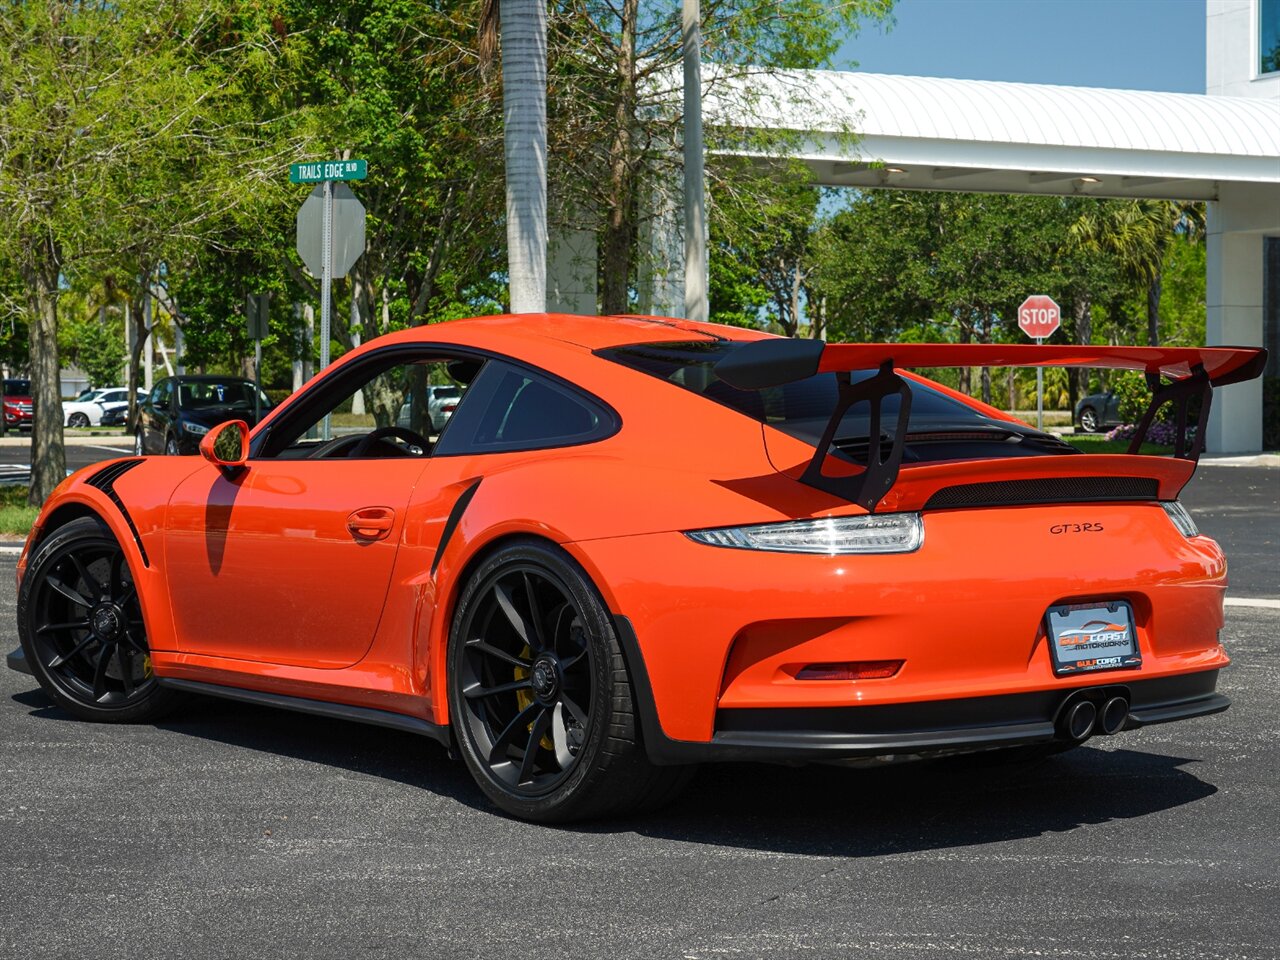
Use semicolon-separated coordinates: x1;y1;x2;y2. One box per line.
613;617;1227;764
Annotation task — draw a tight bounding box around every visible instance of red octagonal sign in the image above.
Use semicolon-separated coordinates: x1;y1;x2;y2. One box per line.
1018;295;1061;340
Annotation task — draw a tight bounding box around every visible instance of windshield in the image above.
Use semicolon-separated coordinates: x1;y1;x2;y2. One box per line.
178;381;271;410
4;381;31;397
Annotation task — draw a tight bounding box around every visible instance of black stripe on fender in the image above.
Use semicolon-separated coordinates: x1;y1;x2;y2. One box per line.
83;459;150;567
431;477;482;577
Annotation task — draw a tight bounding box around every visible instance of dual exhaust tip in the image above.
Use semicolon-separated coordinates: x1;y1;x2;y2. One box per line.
1059;694;1129;742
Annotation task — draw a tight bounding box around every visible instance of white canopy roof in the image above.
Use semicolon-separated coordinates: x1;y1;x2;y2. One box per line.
706;70;1280;200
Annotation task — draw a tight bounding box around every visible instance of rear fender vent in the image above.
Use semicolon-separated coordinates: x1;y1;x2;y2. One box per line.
84;459;149;566
924;476;1160;511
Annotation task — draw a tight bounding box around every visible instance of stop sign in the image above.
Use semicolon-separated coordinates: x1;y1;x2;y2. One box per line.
1018;295;1061;339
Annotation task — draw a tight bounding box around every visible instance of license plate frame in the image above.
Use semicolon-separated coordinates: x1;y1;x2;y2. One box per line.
1045;600;1141;676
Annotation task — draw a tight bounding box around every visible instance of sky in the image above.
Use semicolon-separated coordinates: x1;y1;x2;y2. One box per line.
836;0;1206;93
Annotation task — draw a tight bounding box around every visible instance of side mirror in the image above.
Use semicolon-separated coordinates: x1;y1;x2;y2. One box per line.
200;420;249;472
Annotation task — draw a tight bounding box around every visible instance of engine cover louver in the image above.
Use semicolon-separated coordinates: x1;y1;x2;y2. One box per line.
923;476;1160;511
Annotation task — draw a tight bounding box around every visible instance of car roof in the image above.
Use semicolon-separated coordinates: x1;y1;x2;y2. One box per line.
373;313;768;353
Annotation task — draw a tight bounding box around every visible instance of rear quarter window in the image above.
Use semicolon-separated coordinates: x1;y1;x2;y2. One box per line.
437;361;617;454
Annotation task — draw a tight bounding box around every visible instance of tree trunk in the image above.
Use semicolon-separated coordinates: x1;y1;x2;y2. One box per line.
957;323;972;396
1007;367;1016;413
1146;268;1162;347
1069;295;1091;413
500;0;547;313
24;238;66;506
600;0;639;315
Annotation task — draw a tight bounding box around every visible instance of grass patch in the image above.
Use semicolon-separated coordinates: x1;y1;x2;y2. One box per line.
0;485;39;538
1063;434;1170;456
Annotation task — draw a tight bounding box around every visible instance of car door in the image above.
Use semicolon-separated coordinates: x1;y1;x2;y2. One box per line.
163;457;432;668
143;381;171;452
160;348;477;669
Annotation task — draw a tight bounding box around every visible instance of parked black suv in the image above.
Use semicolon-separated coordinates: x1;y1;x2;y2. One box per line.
135;376;273;455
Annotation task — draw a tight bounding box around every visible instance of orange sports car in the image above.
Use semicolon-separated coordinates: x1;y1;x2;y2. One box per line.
7;314;1267;822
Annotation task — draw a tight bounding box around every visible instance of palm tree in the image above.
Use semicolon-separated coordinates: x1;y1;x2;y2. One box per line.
1068;199;1202;347
480;0;547;314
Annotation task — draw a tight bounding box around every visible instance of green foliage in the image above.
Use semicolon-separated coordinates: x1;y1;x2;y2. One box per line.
78;323;124;389
1112;371;1153;423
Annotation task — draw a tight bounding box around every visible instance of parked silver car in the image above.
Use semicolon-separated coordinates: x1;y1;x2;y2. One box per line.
396;384;462;434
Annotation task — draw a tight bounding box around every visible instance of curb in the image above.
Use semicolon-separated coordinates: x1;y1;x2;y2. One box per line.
0;435;132;447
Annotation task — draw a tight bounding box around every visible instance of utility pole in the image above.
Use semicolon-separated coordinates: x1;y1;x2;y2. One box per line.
682;0;708;323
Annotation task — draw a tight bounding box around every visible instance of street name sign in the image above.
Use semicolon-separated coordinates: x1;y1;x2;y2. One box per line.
289;159;367;184
1018;295;1062;340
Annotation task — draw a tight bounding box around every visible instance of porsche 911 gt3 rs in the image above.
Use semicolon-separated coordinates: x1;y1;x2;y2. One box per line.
7;314;1266;821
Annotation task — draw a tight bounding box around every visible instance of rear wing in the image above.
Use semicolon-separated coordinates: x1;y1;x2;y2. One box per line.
714;339;1268;511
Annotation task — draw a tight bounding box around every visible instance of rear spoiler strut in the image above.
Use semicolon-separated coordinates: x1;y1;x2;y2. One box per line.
714;340;1268;511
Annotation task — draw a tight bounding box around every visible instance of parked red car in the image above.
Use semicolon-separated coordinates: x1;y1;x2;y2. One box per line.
3;379;33;431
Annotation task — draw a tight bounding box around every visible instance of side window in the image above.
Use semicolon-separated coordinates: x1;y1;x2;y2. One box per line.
439;361;616;454
147;384;163;407
255;352;483;459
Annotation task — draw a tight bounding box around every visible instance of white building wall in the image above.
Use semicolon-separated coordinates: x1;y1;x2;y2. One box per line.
1207;0;1280;99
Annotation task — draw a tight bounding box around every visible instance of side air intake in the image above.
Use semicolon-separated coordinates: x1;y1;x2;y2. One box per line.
83;459;149;566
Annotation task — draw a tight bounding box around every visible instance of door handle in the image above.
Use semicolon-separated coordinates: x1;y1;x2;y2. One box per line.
347;507;395;541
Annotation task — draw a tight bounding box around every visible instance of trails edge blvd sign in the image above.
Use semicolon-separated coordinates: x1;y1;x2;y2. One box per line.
290;159;368;184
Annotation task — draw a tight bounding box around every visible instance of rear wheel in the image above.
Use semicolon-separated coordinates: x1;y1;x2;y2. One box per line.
18;517;180;723
447;539;692;822
1078;406;1099;433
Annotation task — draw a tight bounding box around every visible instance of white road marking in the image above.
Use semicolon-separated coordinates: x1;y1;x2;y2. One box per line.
86;445;133;454
1225;597;1280;609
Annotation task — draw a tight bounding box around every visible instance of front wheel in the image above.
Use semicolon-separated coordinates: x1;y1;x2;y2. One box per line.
18;517;181;723
447;539;693;822
68;412;90;428
134;430;145;456
164;434;179;456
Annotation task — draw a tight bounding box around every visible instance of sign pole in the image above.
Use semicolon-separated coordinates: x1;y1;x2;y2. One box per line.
1036;336;1044;431
320;177;333;440
254;336;263;424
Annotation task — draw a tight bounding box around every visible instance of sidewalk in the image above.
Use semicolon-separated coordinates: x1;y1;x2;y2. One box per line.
0;434;131;447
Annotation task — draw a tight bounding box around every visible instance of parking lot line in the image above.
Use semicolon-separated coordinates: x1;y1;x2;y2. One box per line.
1224;597;1280;609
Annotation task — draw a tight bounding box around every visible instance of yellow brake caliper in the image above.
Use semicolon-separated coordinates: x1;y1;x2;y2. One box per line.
512;644;554;750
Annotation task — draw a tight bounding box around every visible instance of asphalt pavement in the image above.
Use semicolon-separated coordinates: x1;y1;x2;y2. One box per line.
0;450;1277;959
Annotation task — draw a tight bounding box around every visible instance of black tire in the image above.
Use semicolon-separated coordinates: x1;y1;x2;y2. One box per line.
68;412;90;428
164;434;179;456
134;430;145;456
1078;406;1099;433
447;538;693;822
18;516;181;723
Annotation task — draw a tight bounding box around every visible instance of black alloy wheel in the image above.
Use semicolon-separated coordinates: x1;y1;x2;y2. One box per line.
448;539;693;822
164;434;179;456
1079;406;1099;433
68;412;90;428
18;517;179;723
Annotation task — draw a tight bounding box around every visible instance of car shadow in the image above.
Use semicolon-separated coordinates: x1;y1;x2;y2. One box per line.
611;747;1218;856
11;687;481;809
11;686;1218;855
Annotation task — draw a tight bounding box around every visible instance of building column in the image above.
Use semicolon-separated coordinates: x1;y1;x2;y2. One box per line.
1205;184;1275;453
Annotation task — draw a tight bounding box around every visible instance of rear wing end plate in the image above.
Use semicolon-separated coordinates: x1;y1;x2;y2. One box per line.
714;339;1268;512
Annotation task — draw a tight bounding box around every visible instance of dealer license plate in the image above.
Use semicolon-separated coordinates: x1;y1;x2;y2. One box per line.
1045;600;1141;676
